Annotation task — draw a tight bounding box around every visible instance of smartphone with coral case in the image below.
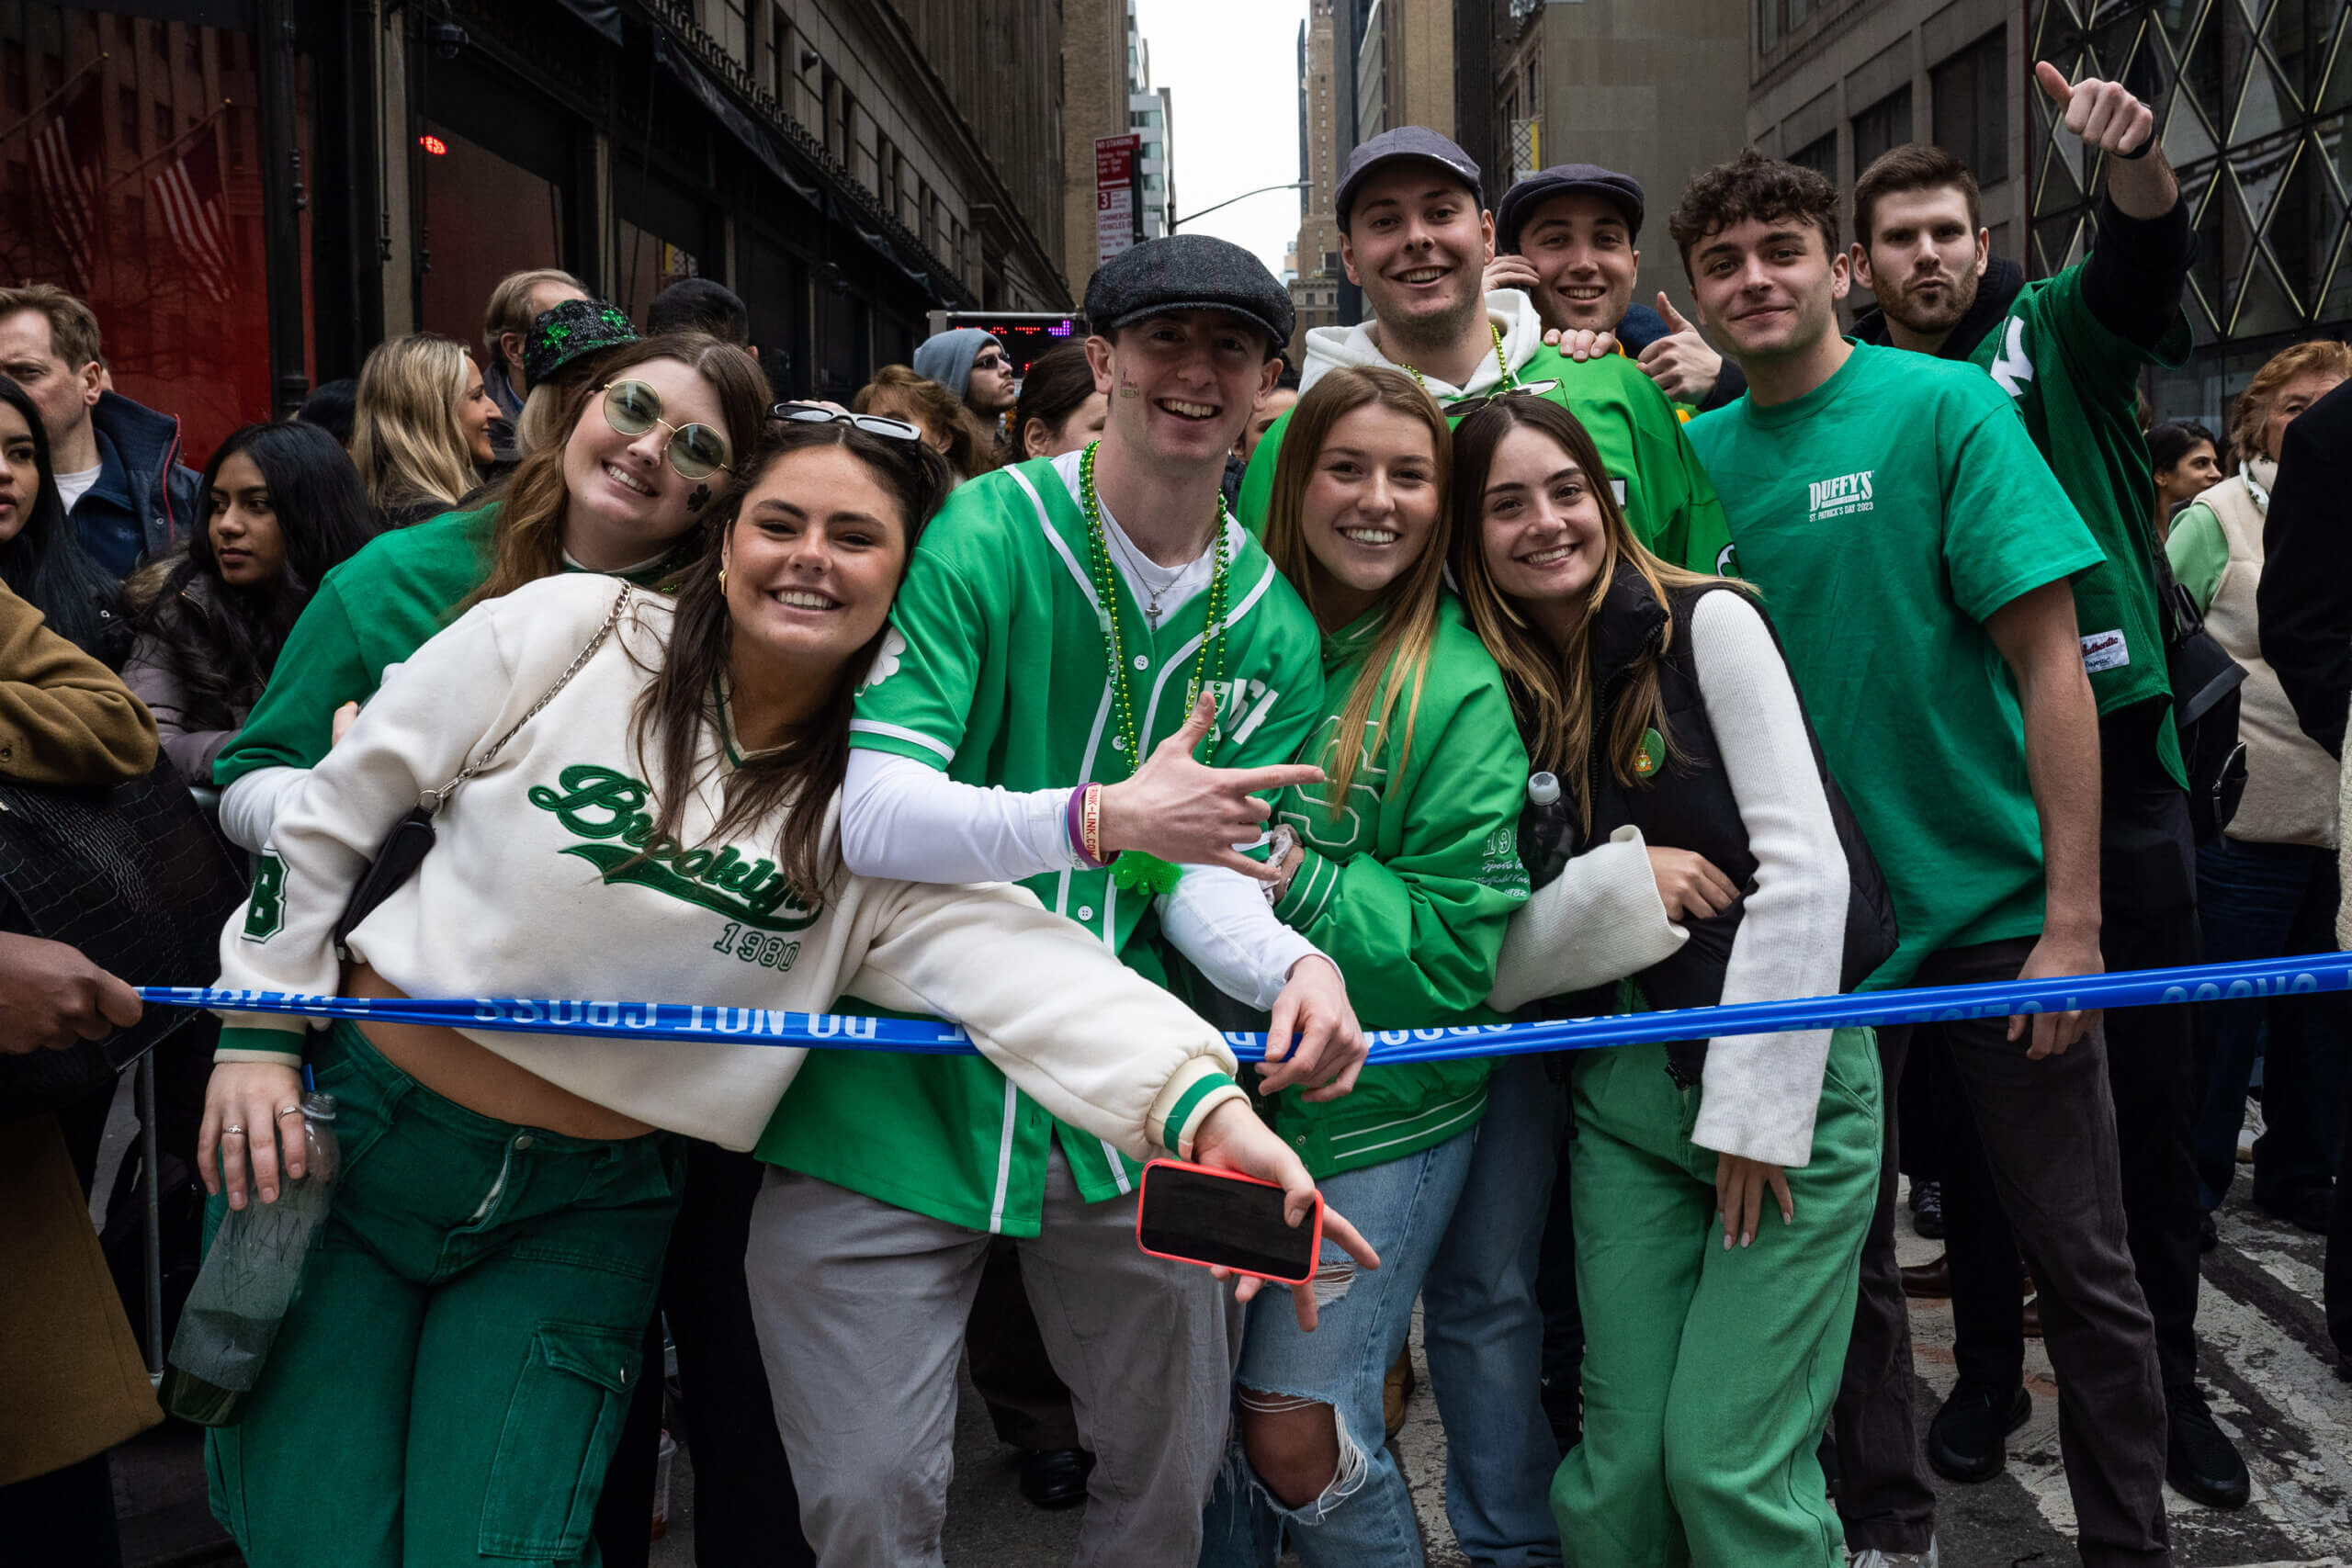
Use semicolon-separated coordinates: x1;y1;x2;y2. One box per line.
1135;1158;1323;1285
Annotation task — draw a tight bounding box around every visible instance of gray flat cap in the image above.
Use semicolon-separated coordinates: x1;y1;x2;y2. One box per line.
1084;233;1293;354
1337;126;1484;228
1497;164;1648;253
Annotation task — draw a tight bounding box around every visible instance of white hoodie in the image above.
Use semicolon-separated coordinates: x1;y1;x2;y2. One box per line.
1302;288;1549;399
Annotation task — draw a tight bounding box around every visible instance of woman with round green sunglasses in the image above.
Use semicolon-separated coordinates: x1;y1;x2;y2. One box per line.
602;377;736;479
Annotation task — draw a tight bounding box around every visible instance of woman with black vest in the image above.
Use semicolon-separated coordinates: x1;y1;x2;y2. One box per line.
1450;394;1892;1567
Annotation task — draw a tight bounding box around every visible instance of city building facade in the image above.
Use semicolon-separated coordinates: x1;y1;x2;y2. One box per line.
2;0;1093;462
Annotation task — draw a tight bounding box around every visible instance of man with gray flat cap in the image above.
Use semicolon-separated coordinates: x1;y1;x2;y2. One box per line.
1489;163;1747;413
763;232;1372;1568
1237;128;1731;580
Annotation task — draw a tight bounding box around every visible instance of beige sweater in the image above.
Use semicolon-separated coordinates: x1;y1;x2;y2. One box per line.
212;574;1246;1155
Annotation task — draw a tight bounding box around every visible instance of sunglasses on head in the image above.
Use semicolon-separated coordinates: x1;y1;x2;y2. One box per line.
1441;379;1564;419
598;380;732;479
769;402;926;443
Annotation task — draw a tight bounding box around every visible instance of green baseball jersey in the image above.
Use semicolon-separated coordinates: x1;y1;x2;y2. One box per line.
758;454;1327;1235
1238;349;1736;577
214;505;688;784
1687;342;2105;987
1965;267;2191;787
1264;595;1530;1178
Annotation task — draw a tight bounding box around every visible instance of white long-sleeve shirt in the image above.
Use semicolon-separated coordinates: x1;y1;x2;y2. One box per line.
210;573;1247;1156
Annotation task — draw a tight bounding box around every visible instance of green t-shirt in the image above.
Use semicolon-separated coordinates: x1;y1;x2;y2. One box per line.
757;453;1326;1235
1686;341;2105;987
1237;348;1736;576
213;505;689;784
1965;268;2191;786
2165;500;2230;617
1260;595;1530;1178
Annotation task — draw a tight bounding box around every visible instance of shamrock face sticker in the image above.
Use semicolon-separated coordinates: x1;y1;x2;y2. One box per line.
688;482;713;513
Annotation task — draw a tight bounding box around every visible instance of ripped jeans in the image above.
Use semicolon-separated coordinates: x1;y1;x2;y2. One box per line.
1199;1126;1476;1567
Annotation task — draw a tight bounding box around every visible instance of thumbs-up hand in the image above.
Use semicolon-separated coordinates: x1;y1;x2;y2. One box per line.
2035;60;2154;157
1636;292;1725;405
1096;692;1327;879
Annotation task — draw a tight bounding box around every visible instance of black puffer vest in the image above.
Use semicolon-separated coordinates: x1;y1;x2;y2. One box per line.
1544;563;1898;1084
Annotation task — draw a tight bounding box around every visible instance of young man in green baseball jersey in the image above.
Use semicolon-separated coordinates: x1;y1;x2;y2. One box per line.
1847;62;2246;1511
747;233;1374;1568
1235;127;1733;579
1675;148;2170;1568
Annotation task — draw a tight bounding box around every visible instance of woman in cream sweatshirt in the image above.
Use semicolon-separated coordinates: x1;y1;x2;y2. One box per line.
196;417;1364;1568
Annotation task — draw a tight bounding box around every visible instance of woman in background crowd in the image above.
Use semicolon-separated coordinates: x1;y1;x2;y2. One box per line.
1012;342;1108;459
350;334;496;529
121;422;375;783
0;376;128;665
2148;420;2222;536
853;364;1001;481
1455;395;1884;1568
2170;338;2352;1239
510;299;640;459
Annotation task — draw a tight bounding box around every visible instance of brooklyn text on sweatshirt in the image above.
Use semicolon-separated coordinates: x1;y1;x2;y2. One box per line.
1238;289;1735;576
209;572;1247;1156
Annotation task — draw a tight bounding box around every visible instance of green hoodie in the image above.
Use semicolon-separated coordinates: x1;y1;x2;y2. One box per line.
1238;348;1736;578
1262;594;1532;1178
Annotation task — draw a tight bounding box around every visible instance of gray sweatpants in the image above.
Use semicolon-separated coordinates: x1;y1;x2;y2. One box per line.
745;1150;1243;1568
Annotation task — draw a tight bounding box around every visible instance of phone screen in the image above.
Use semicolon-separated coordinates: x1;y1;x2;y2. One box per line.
1136;1164;1318;1281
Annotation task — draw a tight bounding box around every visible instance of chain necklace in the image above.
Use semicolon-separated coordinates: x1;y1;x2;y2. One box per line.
1080;439;1232;896
1397;320;1514;400
1101;512;1179;626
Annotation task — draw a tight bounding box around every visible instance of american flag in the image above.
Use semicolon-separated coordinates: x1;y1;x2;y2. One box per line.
30;73;103;287
152;129;233;304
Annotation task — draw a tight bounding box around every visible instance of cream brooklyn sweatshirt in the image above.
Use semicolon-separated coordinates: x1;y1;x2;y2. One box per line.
210;573;1246;1155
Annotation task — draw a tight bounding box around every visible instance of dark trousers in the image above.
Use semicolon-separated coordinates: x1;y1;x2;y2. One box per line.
967;1238;1082;1452
596;1143;815;1568
1946;716;2208;1395
2190;835;2348;1210
2332;1078;2352;1364
1834;937;2171;1565
1534;1100;1585;1450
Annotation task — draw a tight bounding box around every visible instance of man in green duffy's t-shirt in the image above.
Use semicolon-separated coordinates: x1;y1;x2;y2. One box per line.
1235;126;1732;579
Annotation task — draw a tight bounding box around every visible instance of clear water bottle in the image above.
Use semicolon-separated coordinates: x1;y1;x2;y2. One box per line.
1524;771;1577;890
161;1091;342;1427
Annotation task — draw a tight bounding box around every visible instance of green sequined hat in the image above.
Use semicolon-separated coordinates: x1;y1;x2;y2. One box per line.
523;299;638;391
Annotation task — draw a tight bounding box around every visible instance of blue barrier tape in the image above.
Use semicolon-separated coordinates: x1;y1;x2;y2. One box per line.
140;948;2352;1065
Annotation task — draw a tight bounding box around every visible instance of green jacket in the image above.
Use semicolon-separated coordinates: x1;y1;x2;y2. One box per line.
213;505;688;784
1238;348;1736;577
1264;596;1531;1178
760;455;1324;1235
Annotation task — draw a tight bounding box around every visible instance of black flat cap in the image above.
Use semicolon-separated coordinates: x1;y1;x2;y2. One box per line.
1085;234;1293;355
1497;164;1647;254
524;298;639;391
1336;126;1484;228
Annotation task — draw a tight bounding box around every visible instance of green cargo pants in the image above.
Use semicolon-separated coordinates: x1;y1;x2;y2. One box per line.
206;1023;682;1568
1551;1028;1882;1568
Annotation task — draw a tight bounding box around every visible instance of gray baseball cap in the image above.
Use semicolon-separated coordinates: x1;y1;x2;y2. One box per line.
1083;233;1294;354
1497;164;1647;254
1336;127;1485;229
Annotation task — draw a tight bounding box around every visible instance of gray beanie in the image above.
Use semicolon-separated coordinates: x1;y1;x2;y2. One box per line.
911;328;1000;401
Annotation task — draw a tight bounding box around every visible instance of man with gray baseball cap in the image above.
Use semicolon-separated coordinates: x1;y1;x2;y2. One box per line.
770;232;1370;1567
1488;162;1747;412
1237;127;1732;583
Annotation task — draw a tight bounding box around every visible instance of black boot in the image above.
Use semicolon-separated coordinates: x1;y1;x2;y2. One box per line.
1017;1449;1094;1510
2165;1383;2250;1510
1926;1380;2029;1483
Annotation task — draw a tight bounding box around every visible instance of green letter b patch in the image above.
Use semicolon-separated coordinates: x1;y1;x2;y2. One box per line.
243;853;288;942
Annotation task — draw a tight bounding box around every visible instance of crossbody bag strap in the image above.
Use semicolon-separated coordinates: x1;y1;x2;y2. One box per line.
419;581;633;812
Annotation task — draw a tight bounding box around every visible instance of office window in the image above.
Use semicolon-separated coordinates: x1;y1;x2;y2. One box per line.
1790;133;1838;183
1931;30;2008;186
1852;86;1914;177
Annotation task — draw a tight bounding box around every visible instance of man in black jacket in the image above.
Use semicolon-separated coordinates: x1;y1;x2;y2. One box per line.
2256;376;2352;1381
1841;59;2253;1522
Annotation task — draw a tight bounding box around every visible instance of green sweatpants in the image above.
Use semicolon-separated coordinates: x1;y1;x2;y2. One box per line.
206;1023;681;1568
1552;1028;1882;1568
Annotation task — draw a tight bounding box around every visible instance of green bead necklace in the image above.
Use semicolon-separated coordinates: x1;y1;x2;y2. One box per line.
1397;320;1515;400
1079;439;1231;897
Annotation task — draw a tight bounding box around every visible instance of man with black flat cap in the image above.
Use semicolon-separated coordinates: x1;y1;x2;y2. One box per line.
760;232;1371;1568
1489;163;1747;412
1236;127;1731;581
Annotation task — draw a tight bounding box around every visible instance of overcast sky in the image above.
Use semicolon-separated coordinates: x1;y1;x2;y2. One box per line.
1132;0;1309;278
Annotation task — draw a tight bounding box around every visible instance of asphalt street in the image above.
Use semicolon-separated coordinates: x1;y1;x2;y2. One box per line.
647;1179;2351;1566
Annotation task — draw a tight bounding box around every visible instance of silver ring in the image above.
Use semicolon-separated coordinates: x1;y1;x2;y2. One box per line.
221;1124;245;1137
276;1105;303;1119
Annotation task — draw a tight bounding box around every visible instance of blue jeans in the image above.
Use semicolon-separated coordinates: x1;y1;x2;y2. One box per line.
1421;1054;1569;1566
1200;1128;1477;1568
2190;834;2348;1210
